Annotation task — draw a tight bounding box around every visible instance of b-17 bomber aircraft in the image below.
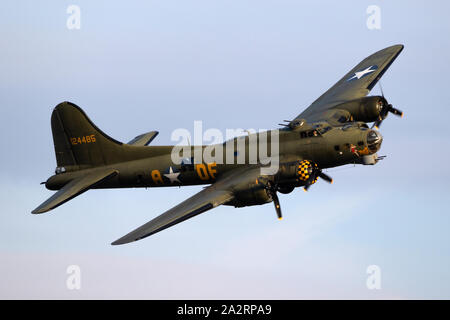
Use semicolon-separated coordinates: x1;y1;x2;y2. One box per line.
33;45;404;245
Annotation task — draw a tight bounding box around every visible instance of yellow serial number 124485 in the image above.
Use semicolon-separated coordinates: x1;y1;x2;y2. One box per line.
70;134;96;145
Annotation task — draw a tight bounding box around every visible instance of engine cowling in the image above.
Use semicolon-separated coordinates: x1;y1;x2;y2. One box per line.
276;160;319;187
277;185;295;194
296;160;319;184
332;96;384;123
224;183;272;208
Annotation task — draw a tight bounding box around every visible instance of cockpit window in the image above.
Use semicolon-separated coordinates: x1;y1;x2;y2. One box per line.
359;123;369;129
341;124;353;130
337;116;347;123
318;126;332;135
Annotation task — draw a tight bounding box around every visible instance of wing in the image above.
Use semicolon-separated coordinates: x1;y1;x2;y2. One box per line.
111;166;267;245
294;44;404;122
111;167;263;245
111;187;232;245
32;168;118;214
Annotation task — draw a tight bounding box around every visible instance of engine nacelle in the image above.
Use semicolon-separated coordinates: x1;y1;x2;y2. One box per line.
224;160;322;207
332;96;384;123
224;183;272;208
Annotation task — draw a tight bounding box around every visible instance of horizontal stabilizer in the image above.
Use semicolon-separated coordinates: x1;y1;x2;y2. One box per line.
32;168;118;214
127;131;159;146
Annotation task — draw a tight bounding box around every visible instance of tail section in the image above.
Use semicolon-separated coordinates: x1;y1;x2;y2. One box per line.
51;101;124;170
33;101;170;214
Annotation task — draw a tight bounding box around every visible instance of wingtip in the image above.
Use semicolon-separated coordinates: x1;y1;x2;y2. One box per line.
111;234;141;245
111;237;133;246
31;207;47;214
388;44;404;52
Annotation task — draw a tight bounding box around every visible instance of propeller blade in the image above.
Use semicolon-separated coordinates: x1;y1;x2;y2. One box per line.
304;167;333;191
389;106;403;117
318;172;333;184
379;82;385;98
265;181;283;220
372;120;381;129
303;170;317;191
272;192;282;220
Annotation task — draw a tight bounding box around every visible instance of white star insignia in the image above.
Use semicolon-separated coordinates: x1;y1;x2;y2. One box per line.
164;166;181;184
347;65;377;81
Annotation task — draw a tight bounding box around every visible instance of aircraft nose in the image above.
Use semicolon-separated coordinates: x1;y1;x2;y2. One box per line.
367;130;383;153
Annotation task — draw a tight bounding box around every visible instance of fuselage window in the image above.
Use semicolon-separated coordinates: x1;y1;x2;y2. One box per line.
181;157;194;171
55;167;66;174
338;116;347;123
318;126;332;135
300;130;319;139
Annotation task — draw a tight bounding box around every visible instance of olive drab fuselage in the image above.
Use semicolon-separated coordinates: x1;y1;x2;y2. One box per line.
45;123;379;191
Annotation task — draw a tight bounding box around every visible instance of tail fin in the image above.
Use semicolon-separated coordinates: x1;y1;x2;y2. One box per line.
51;101;124;170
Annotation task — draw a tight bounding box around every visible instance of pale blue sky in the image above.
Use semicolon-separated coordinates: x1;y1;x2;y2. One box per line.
1;0;449;299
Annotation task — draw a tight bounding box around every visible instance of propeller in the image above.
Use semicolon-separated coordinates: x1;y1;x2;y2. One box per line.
263;162;334;219
303;167;333;192
372;83;403;129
